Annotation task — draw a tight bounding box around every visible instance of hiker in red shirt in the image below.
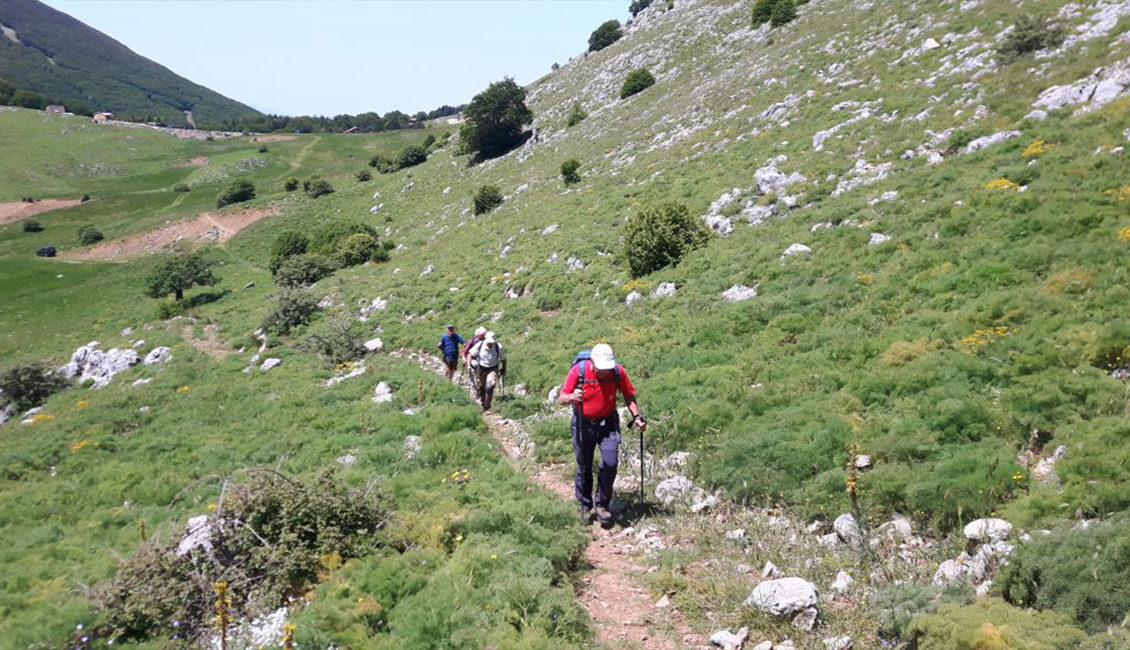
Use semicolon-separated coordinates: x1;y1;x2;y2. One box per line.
558;343;646;526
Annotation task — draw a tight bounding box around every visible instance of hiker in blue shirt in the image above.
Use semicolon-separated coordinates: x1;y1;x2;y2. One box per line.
437;325;465;381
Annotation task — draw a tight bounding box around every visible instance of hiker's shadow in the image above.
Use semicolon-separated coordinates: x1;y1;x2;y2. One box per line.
607;495;672;529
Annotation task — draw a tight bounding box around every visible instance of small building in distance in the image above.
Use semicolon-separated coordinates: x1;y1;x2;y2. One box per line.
92;112;114;123
45;104;65;114
341;126;359;135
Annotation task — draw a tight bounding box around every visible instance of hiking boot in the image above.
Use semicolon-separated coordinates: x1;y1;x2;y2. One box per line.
595;506;613;527
580;507;593;524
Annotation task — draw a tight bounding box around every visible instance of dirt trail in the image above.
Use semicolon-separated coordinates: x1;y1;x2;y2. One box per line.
61;204;282;261
396;349;707;649
0;198;83;225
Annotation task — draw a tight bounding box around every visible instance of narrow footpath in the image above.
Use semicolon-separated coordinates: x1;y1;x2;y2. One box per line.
395;349;707;649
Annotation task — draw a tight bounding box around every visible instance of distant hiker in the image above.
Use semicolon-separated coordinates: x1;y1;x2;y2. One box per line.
436;325;464;381
469;331;506;411
558;343;646;527
462;326;487;392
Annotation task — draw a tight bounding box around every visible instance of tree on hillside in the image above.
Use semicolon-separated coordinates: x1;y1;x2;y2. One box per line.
622;200;711;277
770;0;797;27
10;90;45;110
145;252;218;301
216;180;255;208
397;145;428;169
620;69;657;99
629;0;654;16
751;0;775;25
0;362;69;412
459;79;533;161
589;20;623;52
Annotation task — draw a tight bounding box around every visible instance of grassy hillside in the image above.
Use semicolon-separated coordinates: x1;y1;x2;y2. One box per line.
2;0;1130;647
0;0;258;125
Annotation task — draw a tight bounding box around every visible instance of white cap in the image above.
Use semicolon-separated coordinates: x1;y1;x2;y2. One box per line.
484;331;496;344
591;343;616;370
475;326;487;336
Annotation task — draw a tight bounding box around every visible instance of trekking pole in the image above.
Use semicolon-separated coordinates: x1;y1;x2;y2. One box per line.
628;416;644;506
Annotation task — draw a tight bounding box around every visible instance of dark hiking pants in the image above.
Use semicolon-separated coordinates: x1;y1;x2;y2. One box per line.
572;410;621;510
477;364;498;410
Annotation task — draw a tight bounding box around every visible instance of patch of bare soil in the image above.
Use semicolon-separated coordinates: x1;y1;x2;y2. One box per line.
173;156;208;167
0;198;83;225
252;134;296;142
62;204;282;261
175;321;233;358
398;348;708;650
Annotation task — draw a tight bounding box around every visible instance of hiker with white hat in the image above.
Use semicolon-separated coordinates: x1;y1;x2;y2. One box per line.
558;343;646;526
468;331;506;411
462;326;488;394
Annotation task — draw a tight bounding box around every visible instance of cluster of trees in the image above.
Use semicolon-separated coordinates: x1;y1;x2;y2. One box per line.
752;0;800;27
0;77;92;116
589;20;623;52
459;79;532;160
201;104;464;134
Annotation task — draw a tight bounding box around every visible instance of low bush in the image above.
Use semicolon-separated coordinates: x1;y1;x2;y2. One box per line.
284;177;299;191
304;179;335;199
356;169;372;182
422;134;436;149
906;598;1089;649
80;194;90;202
274;253;336;287
369;154;397;172
620;69;656;99
154;298;188;319
870;582;973;643
305;315;366;365
998;15;1066;63
337;233;381;267
77;226;103;245
262;286;318;334
172;183;190;193
999;519;1130;633
35;246;56;258
622;200;711;277
561;159;581;185
473;184;504;215
22;219;42;233
396;145;428;169
770;0;797;27
0;362;69;411
96;470;390;644
257;144;269;153
629;0;653;16
588;19;622;52
308;221;380;256
565;102;587;128
216;179;255;208
269;230;309;274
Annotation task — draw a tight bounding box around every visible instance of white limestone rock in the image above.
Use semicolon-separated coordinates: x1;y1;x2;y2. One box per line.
373;381;394;403
143;346;172;366
723;284;758;302
710;627;749;650
964;518;1013;543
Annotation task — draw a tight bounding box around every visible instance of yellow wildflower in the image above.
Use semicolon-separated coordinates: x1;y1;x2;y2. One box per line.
176;385;191;394
455;534;464;542
32;413;56;423
207;503;218;511
1106;185;1130;201
1118;226;1130;242
984;178;1020;191
70;439;90;454
490;554;498;560
856;273;874;285
76;399;91;409
1021;140;1053;157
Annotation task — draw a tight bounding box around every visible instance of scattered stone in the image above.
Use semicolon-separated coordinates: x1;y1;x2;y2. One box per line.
877;516;914;543
751;642;773;650
834;513;862;548
358;297;388;320
761;560;780;578
781;243;813;258
754;156;806;194
1031;445;1067;483
566;256;585;271
326;364;366;387
626;291;644;307
242;282;255;289
132;378;152;387
59;342;141;388
962;131;1021;154
868;233;892;246
744;577;819;629
364;338;384;352
260;358;282;371
704;214;734;236
120;327;134;337
655;593;671;609
1024;109;1048;121
964;518;1013;543
138;406;150;413
823;636;853;650
654;474;717;512
723;284;758;302
710;627;749;650
792;606;819;631
922;37;940;50
726;528;747;541
404;435;422;460
546;384;562;405
1033;59;1130;115
742;203;776;225
832;159;892;196
653;282;677;298
143;347;172;366
853;454;872;468
337;454;356;466
177;515;214;557
831;569;854;594
420;265;434;276
541;224;559;235
373;381;394;403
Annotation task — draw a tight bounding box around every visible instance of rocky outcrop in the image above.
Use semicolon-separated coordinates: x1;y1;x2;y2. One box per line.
59;342;140;388
744;577;819;630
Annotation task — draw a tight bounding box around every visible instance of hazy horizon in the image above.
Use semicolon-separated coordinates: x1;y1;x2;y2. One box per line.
41;0;628;117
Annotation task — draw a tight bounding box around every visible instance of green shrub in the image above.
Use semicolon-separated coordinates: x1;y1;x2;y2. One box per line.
629;0;654;16
906;598;1089;649
172;183;190;193
80;193;90;202
269;230;309;274
770;0;797;27
565;102;587;128
620;69;656;99
422;134;436;149
257;144;268;153
369;154;397;172
947;129;978;153
870;582;973;643
397;145;427;169
588;20;622;52
305;315;366;365
154;298;188;319
622;200;711;277
22;219;42;233
308;221;379;256
474;184;504;215
998;15;1066;63
0;362;69;411
752;0;774;25
304;179;335;199
96;470;389;643
274;253;336;288
356;169;372;182
999;519;1130;633
216;179;256;208
144;252;218;301
284;177;299;191
561;159;581;185
77;225;104;245
262;286;318;334
459;79;533;160
337;233;380;267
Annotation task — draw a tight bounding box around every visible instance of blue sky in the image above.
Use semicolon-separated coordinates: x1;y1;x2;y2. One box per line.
42;0;627;116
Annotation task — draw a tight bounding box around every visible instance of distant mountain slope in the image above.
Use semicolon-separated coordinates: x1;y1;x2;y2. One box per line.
0;0;259;126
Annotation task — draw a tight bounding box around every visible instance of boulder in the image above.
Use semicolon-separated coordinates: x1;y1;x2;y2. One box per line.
834;513;862;548
547;384;562;405
963;518;1012;543
363;338;384;352
177;514;214;557
877;516;914;543
723;284;758;302
654;475;717;512
744;577;819;619
710;627;749;650
704;214;734;236
626;291;643;307
831;569;854;593
260;358;282;371
143;347;172;366
922;37;941;50
868;233;892;246
404;435;422;460
742;203;776;225
962;131;1021;154
373;381;394;403
59;342;141;388
754;156;806;194
541;224;559;235
653;282;677;298
781;243;812;257
823;636;853;650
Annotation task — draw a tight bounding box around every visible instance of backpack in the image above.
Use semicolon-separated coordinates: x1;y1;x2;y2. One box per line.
572;349;619;389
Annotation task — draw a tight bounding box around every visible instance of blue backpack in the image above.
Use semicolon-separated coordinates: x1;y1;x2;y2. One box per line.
572;349;620;389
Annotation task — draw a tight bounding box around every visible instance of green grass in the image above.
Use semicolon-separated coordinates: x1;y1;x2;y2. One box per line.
2;0;1130;645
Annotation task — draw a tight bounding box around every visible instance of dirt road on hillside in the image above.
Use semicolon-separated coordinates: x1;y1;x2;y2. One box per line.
0;198;83;225
396;349;708;650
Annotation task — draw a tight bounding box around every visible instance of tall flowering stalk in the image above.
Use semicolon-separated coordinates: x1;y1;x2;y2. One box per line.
214;582;231;650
